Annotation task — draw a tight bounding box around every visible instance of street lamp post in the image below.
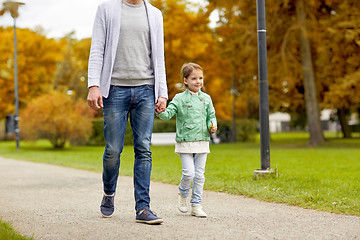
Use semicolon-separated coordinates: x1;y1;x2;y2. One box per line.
231;64;236;142
254;0;274;178
0;0;25;150
14;16;20;149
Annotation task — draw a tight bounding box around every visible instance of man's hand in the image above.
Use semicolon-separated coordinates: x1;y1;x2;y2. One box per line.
87;86;103;110
155;97;167;113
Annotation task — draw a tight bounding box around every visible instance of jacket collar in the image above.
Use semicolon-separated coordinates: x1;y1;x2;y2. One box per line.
184;89;204;102
185;89;203;96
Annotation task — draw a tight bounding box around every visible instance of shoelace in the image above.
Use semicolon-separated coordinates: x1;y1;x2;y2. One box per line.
179;197;187;207
141;208;158;216
103;196;114;208
149;209;159;216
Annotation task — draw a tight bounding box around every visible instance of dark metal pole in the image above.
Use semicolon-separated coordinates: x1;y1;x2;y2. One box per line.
256;0;270;169
231;64;236;142
14;17;20;150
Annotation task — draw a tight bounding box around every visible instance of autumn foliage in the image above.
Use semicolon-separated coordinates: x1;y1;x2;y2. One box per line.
1;0;360;144
19;91;94;148
0;27;61;118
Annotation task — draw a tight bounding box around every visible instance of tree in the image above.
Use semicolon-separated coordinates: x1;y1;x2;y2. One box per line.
316;0;360;138
265;0;360;139
150;0;232;119
296;0;324;145
201;0;260;120
0;27;61;118
207;0;355;144
20;91;94;148
53;33;90;101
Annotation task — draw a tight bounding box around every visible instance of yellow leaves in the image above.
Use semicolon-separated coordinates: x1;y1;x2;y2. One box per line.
0;69;11;79
160;0;219;99
324;71;360;109
19;91;94;148
0;27;61;118
345;29;357;42
326;27;337;35
205;77;232;120
337;21;357;29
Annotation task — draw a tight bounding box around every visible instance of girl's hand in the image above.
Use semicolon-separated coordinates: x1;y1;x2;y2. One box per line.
210;124;217;133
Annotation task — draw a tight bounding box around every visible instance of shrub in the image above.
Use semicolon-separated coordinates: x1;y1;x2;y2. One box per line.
20;91;94;148
87;118;134;146
217;119;258;142
87;118;256;145
153;118;176;132
0;119;5;140
87;118;106;146
87;118;176;146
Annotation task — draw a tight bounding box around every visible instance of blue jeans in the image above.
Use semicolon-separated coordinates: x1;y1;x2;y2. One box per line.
102;85;155;211
178;153;207;206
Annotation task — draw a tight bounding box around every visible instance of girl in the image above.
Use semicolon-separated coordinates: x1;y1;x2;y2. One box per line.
157;62;217;218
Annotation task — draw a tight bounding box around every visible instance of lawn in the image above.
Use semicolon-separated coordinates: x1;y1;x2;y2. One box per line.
0;132;359;216
0;219;33;240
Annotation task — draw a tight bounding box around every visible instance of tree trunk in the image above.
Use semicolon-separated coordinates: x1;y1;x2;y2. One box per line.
296;0;325;146
337;108;351;138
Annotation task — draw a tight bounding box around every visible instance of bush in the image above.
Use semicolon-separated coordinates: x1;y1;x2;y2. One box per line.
88;118;256;145
0;119;5;140
87;118;176;146
217;119;258;142
20;91;94;148
87;119;106;146
153;118;176;132
87;118;134;146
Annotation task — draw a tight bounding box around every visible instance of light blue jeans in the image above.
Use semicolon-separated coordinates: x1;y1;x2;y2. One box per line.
178;153;207;206
102;85;155;211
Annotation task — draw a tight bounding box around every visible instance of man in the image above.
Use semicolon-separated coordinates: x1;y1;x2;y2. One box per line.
87;0;167;225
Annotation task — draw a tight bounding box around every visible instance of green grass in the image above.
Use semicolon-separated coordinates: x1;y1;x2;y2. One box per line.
0;219;33;240
0;132;359;216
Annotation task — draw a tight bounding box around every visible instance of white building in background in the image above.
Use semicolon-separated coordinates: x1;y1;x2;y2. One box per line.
269;112;290;133
320;109;337;132
269;109;337;133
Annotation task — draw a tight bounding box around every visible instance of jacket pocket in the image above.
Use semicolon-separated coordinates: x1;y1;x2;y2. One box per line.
179;122;186;134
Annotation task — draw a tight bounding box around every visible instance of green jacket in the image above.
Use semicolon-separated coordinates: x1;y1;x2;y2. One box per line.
157;89;217;142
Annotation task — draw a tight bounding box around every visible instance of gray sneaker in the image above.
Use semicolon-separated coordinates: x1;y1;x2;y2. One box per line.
100;195;114;218
136;207;163;225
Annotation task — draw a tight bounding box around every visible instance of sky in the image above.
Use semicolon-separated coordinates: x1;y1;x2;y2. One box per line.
0;0;103;39
0;0;213;39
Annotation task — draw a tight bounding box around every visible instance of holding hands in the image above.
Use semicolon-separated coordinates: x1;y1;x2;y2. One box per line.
155;97;167;113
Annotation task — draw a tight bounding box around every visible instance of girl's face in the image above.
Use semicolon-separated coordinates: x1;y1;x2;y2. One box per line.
184;69;203;93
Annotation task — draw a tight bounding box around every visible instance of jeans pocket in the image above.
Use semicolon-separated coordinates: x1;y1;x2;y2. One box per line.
109;85;116;94
146;85;154;91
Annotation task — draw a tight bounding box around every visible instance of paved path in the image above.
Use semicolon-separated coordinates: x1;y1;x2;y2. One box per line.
0;157;359;240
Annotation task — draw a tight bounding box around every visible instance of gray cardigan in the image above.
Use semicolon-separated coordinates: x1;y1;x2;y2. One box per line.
88;0;168;101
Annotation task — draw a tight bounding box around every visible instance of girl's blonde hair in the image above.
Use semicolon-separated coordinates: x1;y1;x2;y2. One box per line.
180;62;203;89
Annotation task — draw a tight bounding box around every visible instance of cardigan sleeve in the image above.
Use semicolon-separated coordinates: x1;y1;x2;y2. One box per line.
155;11;168;100
88;5;106;88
